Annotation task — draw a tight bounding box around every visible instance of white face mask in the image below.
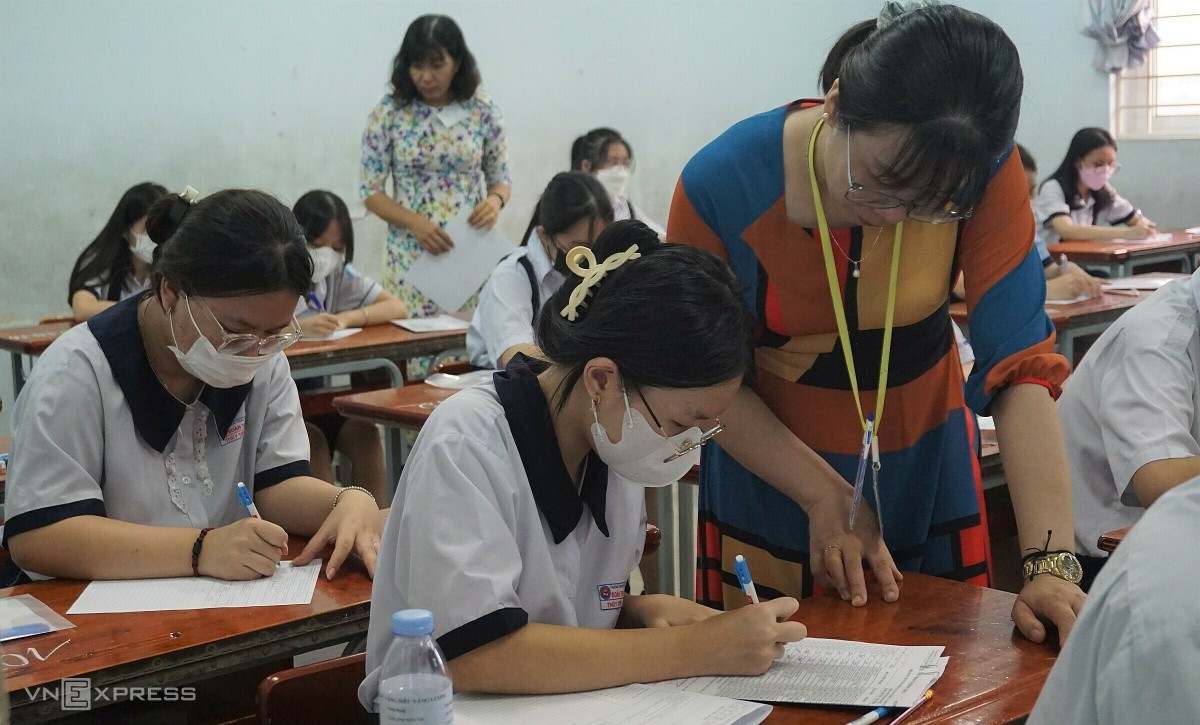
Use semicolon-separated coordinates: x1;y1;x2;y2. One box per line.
595;165;631;199
131;233;156;264
309;245;343;283
590;387;701;487
167;296;276;388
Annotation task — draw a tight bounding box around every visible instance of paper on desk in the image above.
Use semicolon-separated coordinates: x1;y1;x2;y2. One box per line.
303;327;362;342
66;560;322;614
977;415;996;431
1106;232;1173;244
404;210;514;312
1044;293;1089;305
0;594;75;641
392;315;470;333
455;683;771;725
655;638;947;708
1103;277;1177;291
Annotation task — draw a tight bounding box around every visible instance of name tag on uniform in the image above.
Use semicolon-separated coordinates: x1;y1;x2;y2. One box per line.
221;416;246;446
596;582;625;611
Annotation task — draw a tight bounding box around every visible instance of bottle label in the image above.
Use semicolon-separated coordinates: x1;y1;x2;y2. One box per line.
379;674;453;724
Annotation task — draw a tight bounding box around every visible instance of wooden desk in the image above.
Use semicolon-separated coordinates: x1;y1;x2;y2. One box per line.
0;322;70;397
1048;229;1200;278
765;574;1056;724
1097;526;1129;553
2;536;372;723
285;322;466;375
951;275;1182;366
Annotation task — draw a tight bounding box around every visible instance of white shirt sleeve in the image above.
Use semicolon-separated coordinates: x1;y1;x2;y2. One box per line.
468;261;536;368
1095;329;1200;505
1102;187;1137;225
250;355;312;488
1031;180;1070;236
327;264;383;313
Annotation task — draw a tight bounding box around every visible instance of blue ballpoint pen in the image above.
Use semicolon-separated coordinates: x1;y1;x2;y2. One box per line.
849;412;875;530
733;554;760;604
307;292;324;312
236;481;284;563
846;705;890;725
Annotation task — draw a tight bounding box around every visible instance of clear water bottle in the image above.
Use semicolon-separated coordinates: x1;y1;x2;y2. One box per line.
376;609;454;724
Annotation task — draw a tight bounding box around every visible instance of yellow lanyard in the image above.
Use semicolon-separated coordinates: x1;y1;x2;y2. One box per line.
806;115;902;441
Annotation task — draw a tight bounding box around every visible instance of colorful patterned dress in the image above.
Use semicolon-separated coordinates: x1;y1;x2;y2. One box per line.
668;101;1069;609
360;92;511;329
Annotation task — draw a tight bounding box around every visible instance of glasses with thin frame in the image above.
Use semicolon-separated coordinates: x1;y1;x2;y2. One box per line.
844;123;972;224
185;294;303;356
634;386;725;463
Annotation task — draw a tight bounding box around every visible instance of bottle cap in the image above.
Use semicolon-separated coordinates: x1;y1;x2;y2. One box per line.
392;609;434;637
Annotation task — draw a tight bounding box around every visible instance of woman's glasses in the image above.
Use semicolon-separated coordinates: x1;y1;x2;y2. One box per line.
844;124;973;224
634;386;725;463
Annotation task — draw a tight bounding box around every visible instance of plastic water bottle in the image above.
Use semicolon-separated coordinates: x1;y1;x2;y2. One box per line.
377;609;453;724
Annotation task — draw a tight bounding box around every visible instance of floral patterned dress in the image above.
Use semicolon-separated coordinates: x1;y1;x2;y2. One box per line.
360;92;511;324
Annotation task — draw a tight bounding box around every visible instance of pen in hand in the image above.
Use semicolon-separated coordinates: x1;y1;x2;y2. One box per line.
734;554;760;605
237;481;286;564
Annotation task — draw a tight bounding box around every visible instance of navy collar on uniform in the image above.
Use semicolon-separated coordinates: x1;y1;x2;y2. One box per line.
88;295;252;453
494;354;609;544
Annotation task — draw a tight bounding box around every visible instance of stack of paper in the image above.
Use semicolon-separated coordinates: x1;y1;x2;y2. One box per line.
1102;277;1178;292
404;209;514;312
393;315;470;333
455;684;771;725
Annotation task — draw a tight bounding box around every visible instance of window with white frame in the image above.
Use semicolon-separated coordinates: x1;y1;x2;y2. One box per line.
1113;0;1200;138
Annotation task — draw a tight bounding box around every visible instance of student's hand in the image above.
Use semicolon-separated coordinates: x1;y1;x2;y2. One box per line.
807;488;903;606
1068;263;1104;297
1046;265;1103;300
467;195;502;230
1125;220;1155;240
1011;574;1086;647
624;594;720;628
410;216;454;255
199;518;289;580
292;488;382;580
699;598;807;676
1141;215;1158;229
299;313;343;338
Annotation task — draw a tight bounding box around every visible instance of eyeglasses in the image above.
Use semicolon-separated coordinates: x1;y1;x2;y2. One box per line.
185;294;303;356
844;124;972;224
633;386;725;463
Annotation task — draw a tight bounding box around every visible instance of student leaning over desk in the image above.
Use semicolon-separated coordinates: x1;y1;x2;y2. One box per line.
359;221;806;706
2;187;383;586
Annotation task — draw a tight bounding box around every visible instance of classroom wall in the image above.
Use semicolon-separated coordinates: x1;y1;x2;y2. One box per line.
2;0;1197;436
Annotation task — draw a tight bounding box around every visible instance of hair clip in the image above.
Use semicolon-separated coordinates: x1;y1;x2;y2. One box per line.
559;244;641;322
169;185;201;224
877;0;941;30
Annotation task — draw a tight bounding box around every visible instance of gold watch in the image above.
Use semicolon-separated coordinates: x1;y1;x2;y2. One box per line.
1022;551;1083;584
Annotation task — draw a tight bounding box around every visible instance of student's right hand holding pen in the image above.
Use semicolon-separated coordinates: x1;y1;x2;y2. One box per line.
697;597;808;675
299;312;343;338
197;518;290;580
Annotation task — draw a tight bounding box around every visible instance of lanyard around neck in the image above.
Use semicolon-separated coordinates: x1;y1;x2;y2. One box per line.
806;114;903;438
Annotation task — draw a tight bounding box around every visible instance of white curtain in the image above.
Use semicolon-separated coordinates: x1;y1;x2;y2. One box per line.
1079;0;1161;72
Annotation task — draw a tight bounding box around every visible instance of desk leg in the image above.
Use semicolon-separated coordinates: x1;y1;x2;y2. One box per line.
677;480;697;601
1060;329;1075;368
384;427;404;502
655;485;679;597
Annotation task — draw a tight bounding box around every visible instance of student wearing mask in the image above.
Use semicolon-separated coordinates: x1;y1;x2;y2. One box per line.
571;127;664;235
3;188;383;586
67;182;168;321
360;222;806;704
1032;127;1156;244
467;172;614;368
292;190;408;502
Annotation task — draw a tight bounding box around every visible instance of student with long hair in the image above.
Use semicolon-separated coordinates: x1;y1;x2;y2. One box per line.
467;171;614;368
67;182;168;321
571;127;663;235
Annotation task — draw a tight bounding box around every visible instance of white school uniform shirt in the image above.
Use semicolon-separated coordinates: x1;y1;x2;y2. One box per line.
466;229;565;368
612;195;665;236
1031;178;1138;244
359;356;647;711
1028;476;1200;724
294;263;383;318
1;295;312;585
1056;271;1200;557
84;272;151;303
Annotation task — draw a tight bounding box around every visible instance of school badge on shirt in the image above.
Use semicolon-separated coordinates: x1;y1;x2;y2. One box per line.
596;582;625;611
221;416;246;446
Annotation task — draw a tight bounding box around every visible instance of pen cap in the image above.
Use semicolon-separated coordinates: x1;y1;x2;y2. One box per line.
392;609;435;637
734;555;752;585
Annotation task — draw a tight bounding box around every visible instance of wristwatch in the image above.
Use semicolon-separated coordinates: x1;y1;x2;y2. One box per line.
1022;551;1083;584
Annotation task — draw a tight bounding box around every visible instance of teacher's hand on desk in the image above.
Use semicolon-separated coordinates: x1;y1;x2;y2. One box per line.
291;488;383;580
198;517;289;580
808;487;903;608
1012;573;1085;648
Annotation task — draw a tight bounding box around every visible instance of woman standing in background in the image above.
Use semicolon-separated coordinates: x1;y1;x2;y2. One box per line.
360;14;511;374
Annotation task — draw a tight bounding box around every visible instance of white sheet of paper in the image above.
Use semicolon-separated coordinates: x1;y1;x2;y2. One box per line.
304;327;361;342
404;210;514;312
424;369;497;389
1103;277;1176;291
392;315;471;333
977;415;996;431
1106;232;1173;244
455;683;772;725
654;639;946;708
66;560;322;614
1044;294;1089;305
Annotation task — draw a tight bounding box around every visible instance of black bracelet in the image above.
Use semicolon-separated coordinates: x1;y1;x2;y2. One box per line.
191;527;213;576
488;191;507;209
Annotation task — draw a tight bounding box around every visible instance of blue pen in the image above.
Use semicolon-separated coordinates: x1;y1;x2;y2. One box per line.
845;705;890;725
849;413;875;530
236;482;285;564
733;554;760;604
307;292;324;312
1;623;52;641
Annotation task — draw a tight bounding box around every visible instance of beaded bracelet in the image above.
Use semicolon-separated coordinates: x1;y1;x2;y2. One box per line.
333;485;377;510
191;527;214;576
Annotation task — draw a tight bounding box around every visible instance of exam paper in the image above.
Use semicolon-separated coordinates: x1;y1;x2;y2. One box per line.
1106;232;1173;244
392;315;471;333
455;683;772;725
1103;277;1177;291
1044;293;1089;305
404;209;514;312
655;638;947;708
303;327;362;342
66;560;322;614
